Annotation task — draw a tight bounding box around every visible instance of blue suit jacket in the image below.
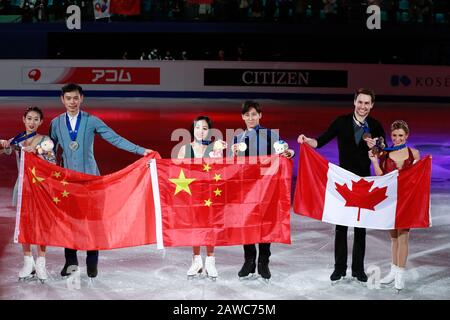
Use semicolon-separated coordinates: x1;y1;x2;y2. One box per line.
49;111;145;175
231;125;280;157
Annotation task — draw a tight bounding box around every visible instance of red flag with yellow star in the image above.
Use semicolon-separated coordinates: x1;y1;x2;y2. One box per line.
15;152;292;250
14;151;159;250
152;156;292;247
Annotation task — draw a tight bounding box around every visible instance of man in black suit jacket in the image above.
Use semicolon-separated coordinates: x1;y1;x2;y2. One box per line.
297;88;386;282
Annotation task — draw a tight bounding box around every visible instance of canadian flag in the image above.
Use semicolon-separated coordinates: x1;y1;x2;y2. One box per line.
293;144;432;230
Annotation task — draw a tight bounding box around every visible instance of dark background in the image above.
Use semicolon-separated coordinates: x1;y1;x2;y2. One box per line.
0;0;449;65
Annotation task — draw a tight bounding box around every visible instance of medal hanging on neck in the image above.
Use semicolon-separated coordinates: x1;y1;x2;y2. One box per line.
3;131;37;155
66;113;81;151
354;114;371;139
238;142;247;152
238;125;260;153
238;129;251;153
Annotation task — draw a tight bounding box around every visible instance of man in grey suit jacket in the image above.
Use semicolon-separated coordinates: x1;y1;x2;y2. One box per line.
49;83;153;278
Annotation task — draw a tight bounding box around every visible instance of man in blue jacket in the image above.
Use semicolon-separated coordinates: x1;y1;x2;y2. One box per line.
50;83;153;278
231;100;294;281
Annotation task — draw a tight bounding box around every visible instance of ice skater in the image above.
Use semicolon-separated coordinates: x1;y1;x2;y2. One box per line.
298;88;386;283
49;83;153;279
231;101;294;282
369;120;420;291
177;115;226;280
1;107;56;283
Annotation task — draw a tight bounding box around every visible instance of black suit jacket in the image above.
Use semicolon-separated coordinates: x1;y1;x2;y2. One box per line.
316;113;386;176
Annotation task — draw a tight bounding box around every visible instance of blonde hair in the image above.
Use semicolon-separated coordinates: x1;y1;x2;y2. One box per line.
391;120;409;134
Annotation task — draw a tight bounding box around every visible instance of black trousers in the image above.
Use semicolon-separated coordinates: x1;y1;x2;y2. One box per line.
334;225;366;272
243;243;271;263
64;248;99;267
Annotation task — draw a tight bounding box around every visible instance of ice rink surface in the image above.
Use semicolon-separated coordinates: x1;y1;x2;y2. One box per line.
1;98;449;300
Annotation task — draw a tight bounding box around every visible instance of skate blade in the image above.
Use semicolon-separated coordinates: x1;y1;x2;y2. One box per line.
206;275;218;281
330;276;346;285
18;275;35;282
352;277;367;285
238;273;257;281
354;280;368;287
187;273;203;280
87;278;96;286
257;277;271;284
380;282;394;288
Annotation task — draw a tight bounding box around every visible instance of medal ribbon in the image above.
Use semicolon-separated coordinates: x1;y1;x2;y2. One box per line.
10;131;37;145
383;143;407;151
239;124;261;143
66;112;81;142
353;114;370;134
194;138;210;145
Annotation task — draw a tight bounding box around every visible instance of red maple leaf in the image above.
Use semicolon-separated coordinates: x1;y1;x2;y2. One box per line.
335;179;388;222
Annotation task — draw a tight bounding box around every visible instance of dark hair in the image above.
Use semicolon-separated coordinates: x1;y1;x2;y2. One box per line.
61;83;83;96
190;115;212;139
241;100;262;115
391;120;409;134
354;88;375;103
23;106;43;120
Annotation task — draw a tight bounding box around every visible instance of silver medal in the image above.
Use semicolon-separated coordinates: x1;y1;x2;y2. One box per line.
4;146;12;155
69;141;79;151
238;142;247;152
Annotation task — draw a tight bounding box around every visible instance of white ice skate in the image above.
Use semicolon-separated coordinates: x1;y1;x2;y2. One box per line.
394;267;405;292
35;256;48;283
205;256;218;281
18;255;35;281
187;255;203;279
380;264;397;285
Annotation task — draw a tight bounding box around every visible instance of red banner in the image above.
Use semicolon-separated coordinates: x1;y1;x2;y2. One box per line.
15;153;158;250
16;153;292;250
293;145;431;230
57;67;160;85
110;0;141;15
156;156;292;247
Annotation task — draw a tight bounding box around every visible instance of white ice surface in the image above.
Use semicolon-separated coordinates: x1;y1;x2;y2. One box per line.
1;188;449;300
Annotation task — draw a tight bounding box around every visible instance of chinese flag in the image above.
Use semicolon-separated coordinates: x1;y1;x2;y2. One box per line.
15;152;158;250
153;156;292;247
110;0;141;15
15;153;292;250
293;144;431;230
